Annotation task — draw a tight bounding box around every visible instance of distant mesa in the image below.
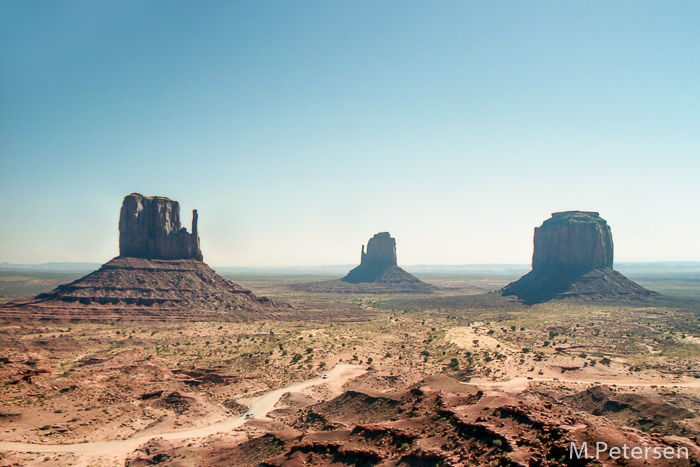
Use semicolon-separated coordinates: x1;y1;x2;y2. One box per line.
532;211;613;270
292;232;435;293
2;194;291;322
498;211;655;304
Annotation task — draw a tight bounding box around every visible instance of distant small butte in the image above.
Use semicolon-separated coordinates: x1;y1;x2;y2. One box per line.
290;232;437;294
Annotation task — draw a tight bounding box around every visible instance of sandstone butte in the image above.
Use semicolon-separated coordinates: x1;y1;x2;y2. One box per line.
118;193;203;261
340;232;436;292
499;211;654;304
1;194;291;322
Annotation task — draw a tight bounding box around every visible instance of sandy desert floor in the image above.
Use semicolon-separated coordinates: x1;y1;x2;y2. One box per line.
0;275;699;466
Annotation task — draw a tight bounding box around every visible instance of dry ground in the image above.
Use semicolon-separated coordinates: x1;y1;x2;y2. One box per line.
0;274;699;465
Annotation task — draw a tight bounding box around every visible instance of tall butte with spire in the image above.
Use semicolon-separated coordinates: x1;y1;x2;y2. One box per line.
118;193;203;261
16;193;291;321
498;211;654;304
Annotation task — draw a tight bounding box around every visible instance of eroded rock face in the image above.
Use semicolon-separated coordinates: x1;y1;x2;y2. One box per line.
361;232;397;269
499;211;654;304
532;211;613;270
118;193;203;261
342;232;398;283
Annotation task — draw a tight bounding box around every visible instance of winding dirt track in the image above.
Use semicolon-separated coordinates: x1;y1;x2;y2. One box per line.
0;363;367;464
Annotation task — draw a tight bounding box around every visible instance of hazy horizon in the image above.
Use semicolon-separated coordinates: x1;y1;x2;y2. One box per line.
2;2;699;267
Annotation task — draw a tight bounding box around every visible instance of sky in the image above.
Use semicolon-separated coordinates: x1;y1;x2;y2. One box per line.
1;1;699;267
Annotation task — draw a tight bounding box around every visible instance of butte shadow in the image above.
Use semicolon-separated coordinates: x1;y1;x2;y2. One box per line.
290;232;436;294
0;194;293;322
497;211;656;305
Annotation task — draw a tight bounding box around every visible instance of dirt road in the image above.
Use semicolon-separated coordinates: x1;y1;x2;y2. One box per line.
0;363;366;465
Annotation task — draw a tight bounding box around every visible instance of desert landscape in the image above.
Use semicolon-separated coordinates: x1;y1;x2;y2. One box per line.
0;201;699;466
1;268;700;466
3;3;699;466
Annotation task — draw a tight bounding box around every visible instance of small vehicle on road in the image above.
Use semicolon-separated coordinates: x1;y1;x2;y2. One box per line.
322;374;329;379
245;413;254;420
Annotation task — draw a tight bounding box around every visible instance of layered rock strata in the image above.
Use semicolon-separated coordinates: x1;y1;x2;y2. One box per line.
119;193;202;261
34;257;279;310
532;211;613;270
499;211;654;304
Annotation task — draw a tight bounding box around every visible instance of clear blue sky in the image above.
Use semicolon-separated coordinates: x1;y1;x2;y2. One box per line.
2;1;699;267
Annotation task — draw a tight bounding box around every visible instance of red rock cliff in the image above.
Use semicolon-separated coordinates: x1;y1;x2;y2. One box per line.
360;232;397;269
532;211;613;270
118;193;203;261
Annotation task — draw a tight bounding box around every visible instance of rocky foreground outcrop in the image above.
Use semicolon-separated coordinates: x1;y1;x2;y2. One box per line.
119;193;203;261
124;376;700;467
499;211;654;304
